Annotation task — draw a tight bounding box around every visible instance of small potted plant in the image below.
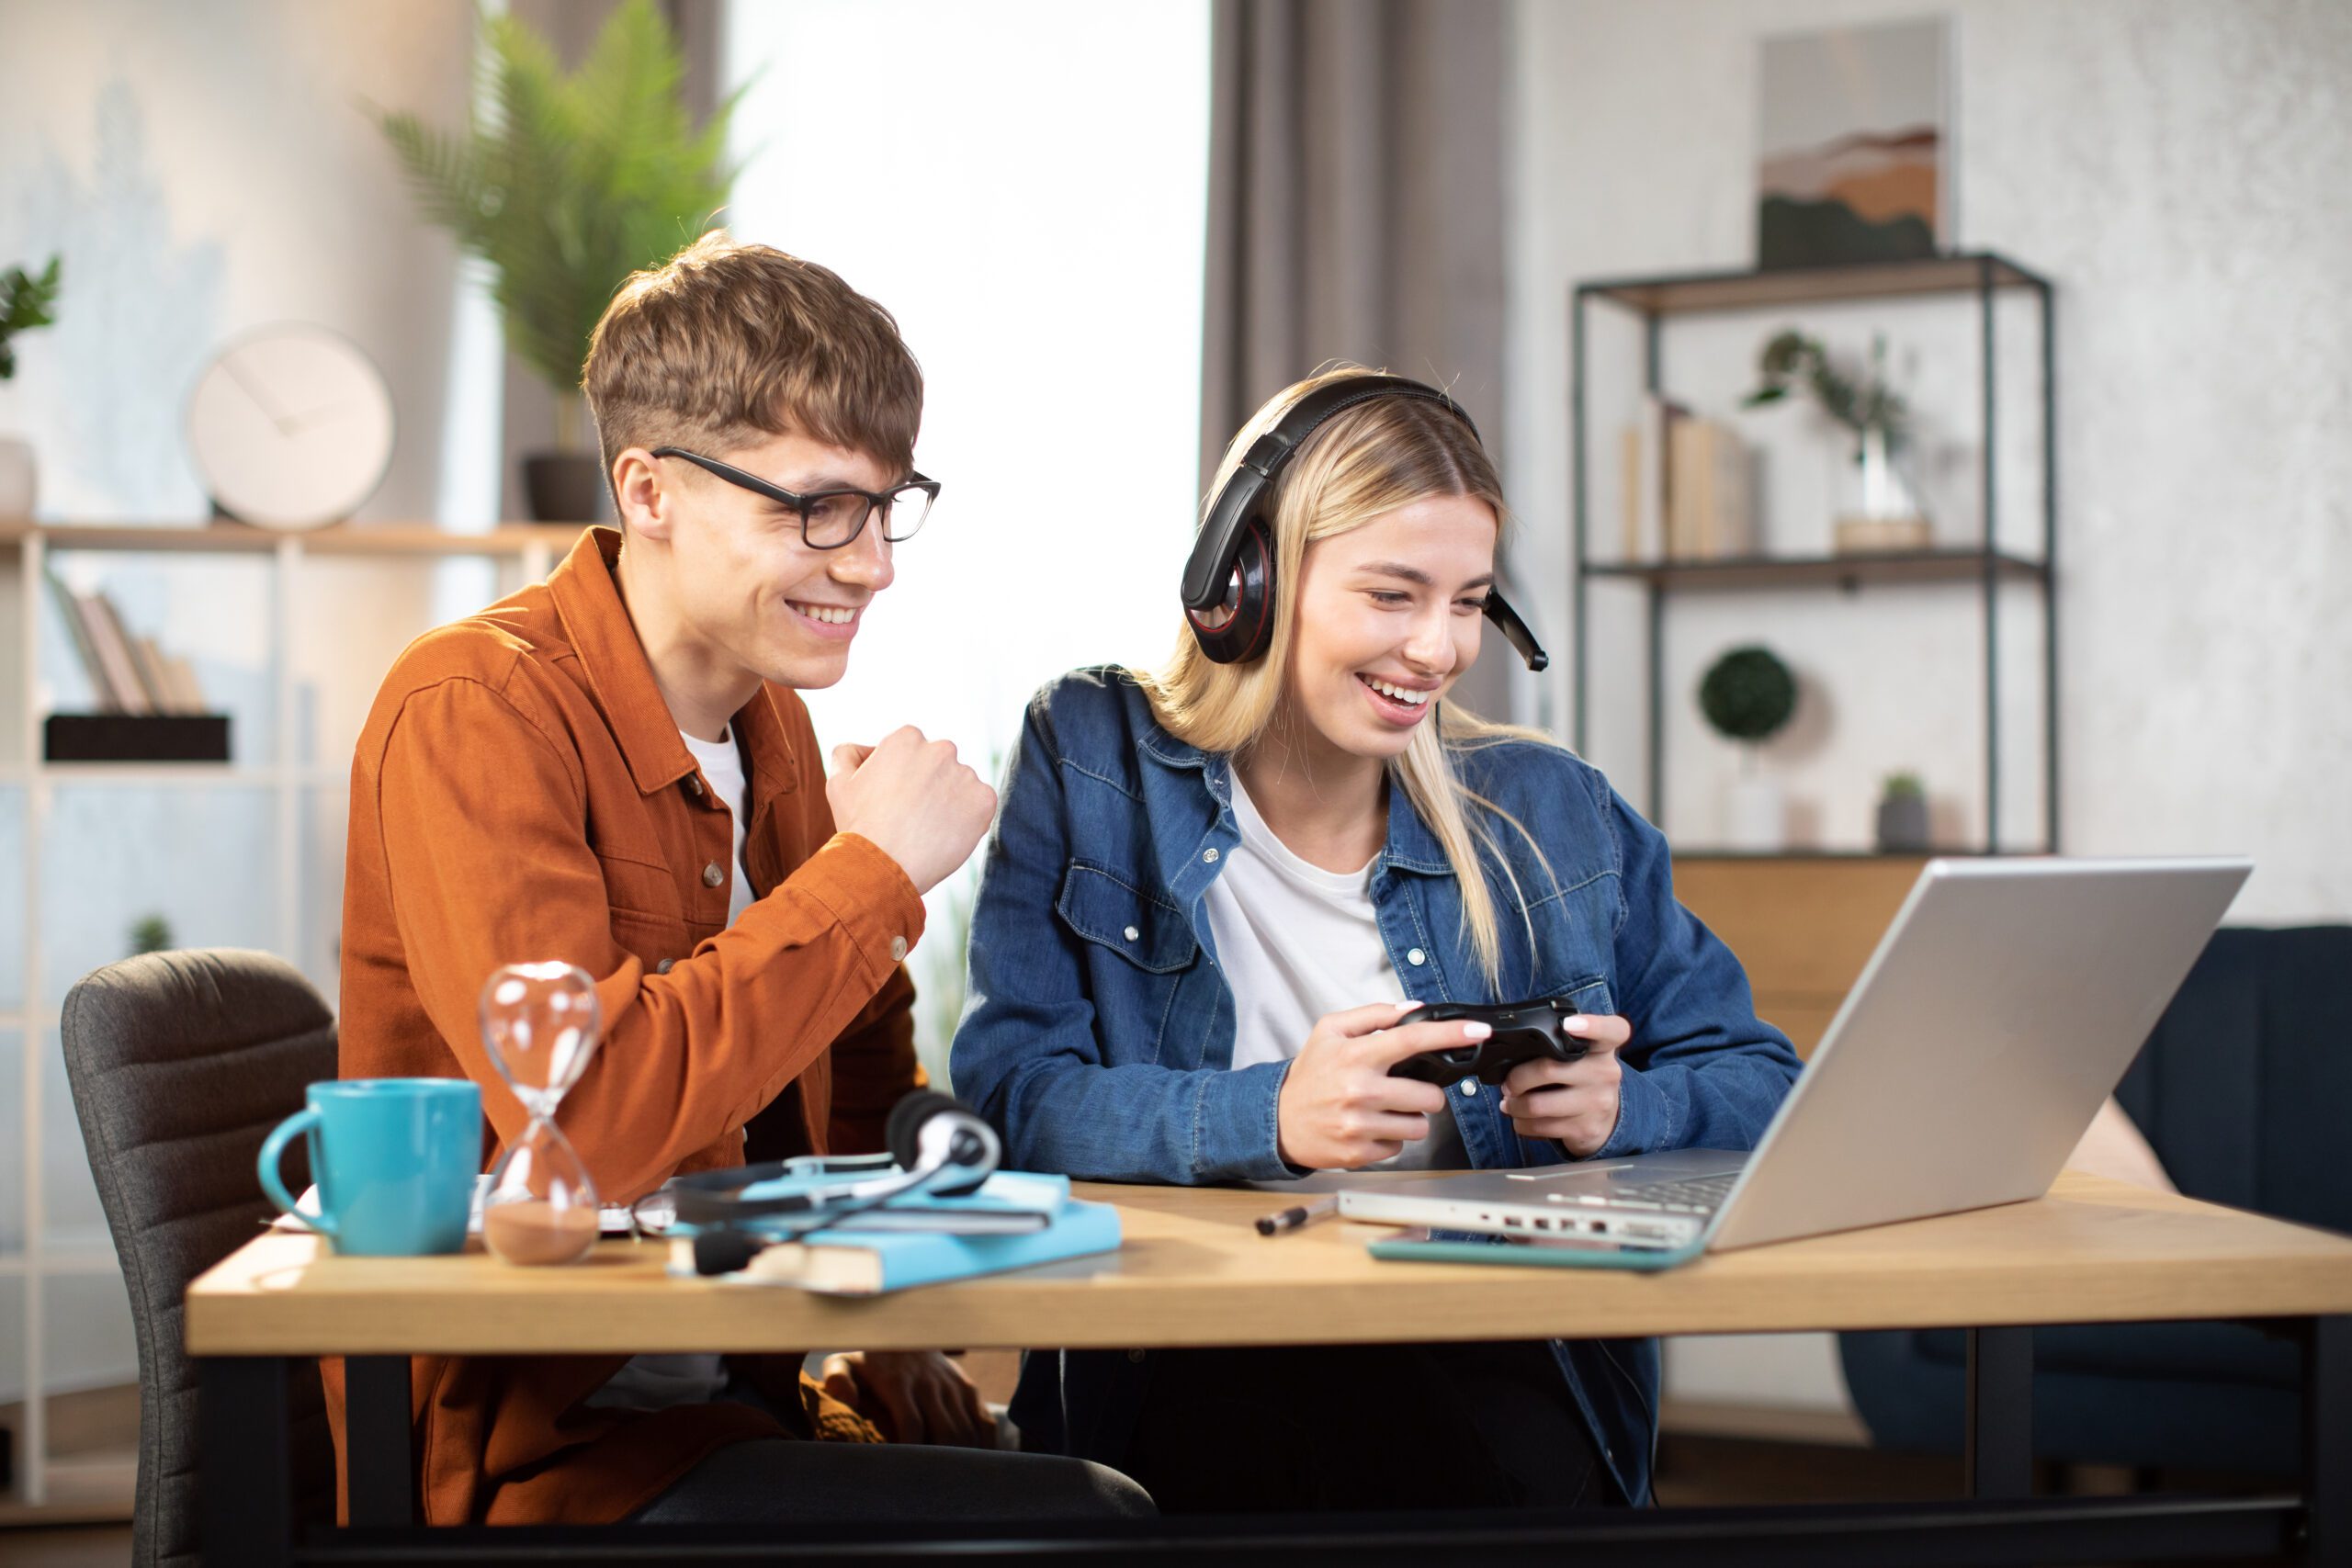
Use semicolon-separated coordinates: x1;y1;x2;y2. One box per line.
1698;645;1798;850
1743;328;1928;552
0;254;62;518
128;913;175;957
370;0;745;521
1875;772;1930;852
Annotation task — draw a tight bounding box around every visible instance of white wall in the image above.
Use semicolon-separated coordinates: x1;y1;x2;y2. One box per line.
1504;0;2352;1427
0;0;477;523
0;0;481;1404
724;0;1212;1084
1505;0;2352;922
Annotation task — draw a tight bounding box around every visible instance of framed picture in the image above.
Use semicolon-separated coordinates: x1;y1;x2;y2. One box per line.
1757;17;1951;269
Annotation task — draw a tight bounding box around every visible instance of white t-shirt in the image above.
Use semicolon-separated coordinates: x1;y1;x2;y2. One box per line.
680;724;755;926
586;724;752;1415
1203;775;1466;1171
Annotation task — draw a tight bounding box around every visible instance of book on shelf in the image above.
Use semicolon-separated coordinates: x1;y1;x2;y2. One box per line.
1668;417;1754;560
1620;400;1754;564
43;572;212;715
72;590;153;715
1619;393;1686;562
43;567;117;712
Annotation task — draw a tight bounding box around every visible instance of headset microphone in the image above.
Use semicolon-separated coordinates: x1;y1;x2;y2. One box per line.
664;1089;1001;1275
1182;373;1549;672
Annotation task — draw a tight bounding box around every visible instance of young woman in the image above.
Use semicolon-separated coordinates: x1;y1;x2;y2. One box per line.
949;368;1802;1511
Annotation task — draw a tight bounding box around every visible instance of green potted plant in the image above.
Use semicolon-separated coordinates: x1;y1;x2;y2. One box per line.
1698;645;1798;850
128;913;175;957
370;0;747;521
1742;328;1928;552
0;254;62;518
1876;771;1929;852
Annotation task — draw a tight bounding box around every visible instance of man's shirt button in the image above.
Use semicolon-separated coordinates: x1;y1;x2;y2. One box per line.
656;958;675;975
889;936;909;963
684;775;704;797
702;863;725;887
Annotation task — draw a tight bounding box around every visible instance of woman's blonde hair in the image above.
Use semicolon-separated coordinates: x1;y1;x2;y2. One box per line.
1134;367;1560;989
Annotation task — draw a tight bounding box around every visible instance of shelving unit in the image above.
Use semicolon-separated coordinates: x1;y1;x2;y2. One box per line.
0;518;585;1511
1567;251;2057;856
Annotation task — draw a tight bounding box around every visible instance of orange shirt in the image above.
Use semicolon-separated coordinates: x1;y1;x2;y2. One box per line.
329;526;925;1525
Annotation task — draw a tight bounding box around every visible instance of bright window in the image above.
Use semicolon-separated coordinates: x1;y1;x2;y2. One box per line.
723;1;1212;1071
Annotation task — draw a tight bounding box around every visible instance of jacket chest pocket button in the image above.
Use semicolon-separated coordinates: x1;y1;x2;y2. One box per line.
1123;926;1140;942
702;863;725;887
656;958;675;975
684;776;704;797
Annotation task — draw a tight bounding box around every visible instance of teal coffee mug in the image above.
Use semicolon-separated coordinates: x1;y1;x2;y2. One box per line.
258;1078;482;1255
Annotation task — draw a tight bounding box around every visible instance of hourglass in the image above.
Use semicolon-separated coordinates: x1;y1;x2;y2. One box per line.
478;962;604;1266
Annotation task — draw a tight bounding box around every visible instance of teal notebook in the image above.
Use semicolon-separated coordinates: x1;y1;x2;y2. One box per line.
672;1196;1122;1294
1367;1229;1708;1272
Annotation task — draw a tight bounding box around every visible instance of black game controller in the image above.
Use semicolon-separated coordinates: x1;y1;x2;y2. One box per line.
1385;997;1589;1086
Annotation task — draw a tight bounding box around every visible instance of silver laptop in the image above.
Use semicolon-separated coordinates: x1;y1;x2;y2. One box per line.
1333;856;2251;1257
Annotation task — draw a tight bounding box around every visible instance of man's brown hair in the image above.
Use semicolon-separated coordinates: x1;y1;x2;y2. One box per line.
583;231;923;500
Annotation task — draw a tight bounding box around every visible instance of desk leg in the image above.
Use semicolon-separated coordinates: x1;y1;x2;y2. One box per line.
1965;1325;2033;1499
2309;1315;2349;1564
346;1355;415;1527
200;1356;290;1568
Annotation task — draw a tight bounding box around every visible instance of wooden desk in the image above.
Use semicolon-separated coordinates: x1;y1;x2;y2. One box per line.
187;1173;2352;1566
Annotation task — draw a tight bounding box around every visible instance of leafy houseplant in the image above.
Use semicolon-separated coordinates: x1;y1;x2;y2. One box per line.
370;0;746;520
0;254;62;518
1742;329;1928;551
1698;646;1798;851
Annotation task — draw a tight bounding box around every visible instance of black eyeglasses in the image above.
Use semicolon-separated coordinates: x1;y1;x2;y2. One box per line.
650;446;939;548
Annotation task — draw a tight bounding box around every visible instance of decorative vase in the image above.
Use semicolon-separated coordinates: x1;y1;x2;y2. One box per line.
0;435;36;518
522;453;608;523
1832;424;1928;552
1727;774;1784;852
1876;790;1930;852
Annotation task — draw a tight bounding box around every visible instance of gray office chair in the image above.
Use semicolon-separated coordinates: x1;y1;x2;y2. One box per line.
60;948;339;1568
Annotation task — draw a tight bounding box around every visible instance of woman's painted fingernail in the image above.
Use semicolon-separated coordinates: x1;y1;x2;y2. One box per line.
1464;1021;1492;1040
1564;1015;1591;1034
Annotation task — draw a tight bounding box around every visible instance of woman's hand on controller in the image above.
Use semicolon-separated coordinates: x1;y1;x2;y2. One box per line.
1498;1013;1630;1156
1275;1000;1487;1169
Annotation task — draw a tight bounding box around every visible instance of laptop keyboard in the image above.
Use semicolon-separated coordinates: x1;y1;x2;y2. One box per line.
1605;1170;1740;1213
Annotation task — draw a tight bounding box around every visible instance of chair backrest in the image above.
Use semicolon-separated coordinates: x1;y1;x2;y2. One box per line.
60;948;339;1568
2113;925;2352;1234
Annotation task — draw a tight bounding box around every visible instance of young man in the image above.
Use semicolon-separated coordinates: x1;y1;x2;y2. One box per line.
329;232;1148;1527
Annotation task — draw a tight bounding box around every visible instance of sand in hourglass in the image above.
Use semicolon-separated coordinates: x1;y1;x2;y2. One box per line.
484;1200;598;1266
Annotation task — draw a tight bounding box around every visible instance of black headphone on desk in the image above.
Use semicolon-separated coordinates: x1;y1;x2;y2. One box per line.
659;1090;1001;1275
1181;372;1550;672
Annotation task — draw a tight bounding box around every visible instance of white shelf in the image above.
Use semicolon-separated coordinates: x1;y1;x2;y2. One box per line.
1;517;578;1509
0;1248;119;1279
4;520;588;557
33;762;283;787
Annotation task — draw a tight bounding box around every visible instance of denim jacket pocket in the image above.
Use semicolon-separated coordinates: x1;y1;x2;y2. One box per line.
1055;862;1194;974
1557;975;1615;1020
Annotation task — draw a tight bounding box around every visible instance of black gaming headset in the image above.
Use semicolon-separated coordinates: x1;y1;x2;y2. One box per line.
654;1090;1002;1276
1181;372;1550;672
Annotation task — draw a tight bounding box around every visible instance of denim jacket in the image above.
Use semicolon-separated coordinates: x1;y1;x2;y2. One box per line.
950;668;1801;1504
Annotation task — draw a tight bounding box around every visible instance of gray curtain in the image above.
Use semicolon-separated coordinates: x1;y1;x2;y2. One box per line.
1200;0;1521;716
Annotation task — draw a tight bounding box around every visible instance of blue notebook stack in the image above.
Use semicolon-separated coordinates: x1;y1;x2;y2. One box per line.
667;1172;1122;1295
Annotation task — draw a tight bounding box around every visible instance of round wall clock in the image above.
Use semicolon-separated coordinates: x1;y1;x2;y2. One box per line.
186;323;396;529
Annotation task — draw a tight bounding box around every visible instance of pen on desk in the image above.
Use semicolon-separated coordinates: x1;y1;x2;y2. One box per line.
1255;1195;1339;1236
